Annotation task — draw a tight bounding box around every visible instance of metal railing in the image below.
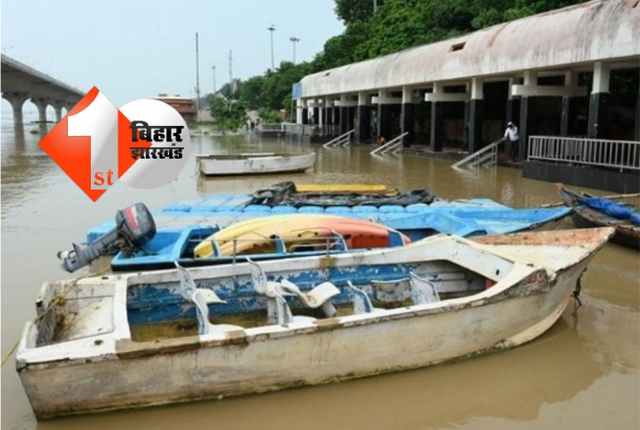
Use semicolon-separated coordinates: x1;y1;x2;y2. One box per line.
451;139;501;169
528;136;640;171
323;129;354;148
370;132;409;155
280;123;341;137
259;123;285;132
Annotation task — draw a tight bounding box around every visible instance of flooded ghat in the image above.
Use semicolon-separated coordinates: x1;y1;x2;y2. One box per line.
1;128;639;430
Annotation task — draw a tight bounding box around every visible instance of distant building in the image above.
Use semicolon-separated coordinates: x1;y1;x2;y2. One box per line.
151;94;197;122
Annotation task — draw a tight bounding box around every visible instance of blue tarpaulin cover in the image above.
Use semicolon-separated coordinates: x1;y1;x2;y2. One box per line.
581;197;640;225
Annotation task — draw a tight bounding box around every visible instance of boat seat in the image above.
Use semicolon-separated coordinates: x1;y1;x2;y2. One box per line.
409;272;440;304
347;281;385;314
192;289;244;335
174;263;243;335
280;279;340;317
246;259;318;326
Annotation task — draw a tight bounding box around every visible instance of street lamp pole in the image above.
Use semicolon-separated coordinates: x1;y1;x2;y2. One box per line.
212;65;216;95
267;25;276;71
289;37;300;64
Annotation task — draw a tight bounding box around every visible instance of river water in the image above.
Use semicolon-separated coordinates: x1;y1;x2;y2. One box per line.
1;121;638;429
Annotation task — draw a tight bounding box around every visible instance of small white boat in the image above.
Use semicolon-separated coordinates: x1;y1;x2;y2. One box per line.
16;228;613;419
196;152;316;176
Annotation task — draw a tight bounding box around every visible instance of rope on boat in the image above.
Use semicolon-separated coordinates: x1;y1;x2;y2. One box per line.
1;268;110;368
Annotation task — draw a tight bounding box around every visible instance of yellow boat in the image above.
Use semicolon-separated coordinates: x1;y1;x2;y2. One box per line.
194;214;342;258
295;184;397;195
194;214;411;258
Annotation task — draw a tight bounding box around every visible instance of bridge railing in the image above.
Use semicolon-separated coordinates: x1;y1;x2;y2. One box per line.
528;136;640;171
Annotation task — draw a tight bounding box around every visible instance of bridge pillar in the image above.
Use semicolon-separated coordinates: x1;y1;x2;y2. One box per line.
51;101;65;123
357;92;371;143
31;97;49;124
465;77;484;153
588;62;611;139
2;92;28;136
401;86;414;147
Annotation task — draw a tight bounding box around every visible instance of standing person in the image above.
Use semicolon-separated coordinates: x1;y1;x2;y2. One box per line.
503;121;519;161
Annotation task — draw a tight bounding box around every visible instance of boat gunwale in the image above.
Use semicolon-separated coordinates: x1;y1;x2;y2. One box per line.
16;228;616;367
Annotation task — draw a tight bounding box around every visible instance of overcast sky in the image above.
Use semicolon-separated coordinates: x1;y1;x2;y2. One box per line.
1;0;344;114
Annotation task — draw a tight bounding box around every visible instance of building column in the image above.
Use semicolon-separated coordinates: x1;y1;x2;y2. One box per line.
588;62;611;139
357;92;371;142
295;100;303;124
2;92;28;137
466;78;483;153
635;90;640;142
518;97;537;162
401;86;415;147
429;102;444;152
378;104;391;141
339;106;348;135
560;72;579;136
517;72;538;162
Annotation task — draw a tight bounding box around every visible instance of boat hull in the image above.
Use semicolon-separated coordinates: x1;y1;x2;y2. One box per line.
18;231;603;419
557;184;640;250
197;152;316;176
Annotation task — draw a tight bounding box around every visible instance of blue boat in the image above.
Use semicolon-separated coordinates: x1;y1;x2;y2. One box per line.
105;203;572;271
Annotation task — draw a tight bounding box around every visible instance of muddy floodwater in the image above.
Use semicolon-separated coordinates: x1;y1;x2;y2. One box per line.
2;123;639;430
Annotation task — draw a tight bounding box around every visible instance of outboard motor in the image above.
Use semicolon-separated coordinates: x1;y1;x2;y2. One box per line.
58;203;156;272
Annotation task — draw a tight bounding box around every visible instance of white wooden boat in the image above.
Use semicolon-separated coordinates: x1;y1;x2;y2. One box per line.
197;152;316;176
16;227;613;419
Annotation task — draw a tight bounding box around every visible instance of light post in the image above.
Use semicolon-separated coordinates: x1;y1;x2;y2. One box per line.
267;25;276;71
212;65;216;95
289;37;300;64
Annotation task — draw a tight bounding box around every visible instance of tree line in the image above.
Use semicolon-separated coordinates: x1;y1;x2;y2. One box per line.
207;0;587;130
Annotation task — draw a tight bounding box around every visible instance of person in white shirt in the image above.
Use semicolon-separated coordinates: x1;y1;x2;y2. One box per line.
503;122;519;161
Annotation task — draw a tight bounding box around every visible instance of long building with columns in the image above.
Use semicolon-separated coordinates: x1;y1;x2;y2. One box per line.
296;0;639;161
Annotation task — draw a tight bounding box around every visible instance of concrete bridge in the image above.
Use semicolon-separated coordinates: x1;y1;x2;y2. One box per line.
296;0;640;161
1;54;84;134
